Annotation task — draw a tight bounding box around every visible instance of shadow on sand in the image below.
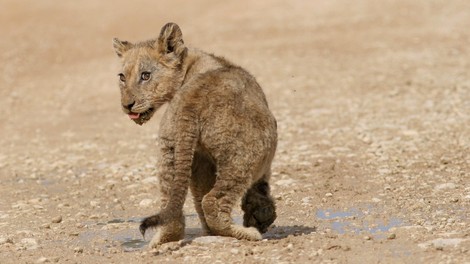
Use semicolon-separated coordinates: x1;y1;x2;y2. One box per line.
121;225;317;253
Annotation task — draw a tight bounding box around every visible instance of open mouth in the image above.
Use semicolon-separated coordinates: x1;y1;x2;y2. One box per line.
127;107;155;125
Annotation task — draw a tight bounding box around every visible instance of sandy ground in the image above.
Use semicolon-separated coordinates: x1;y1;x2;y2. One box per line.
0;0;469;263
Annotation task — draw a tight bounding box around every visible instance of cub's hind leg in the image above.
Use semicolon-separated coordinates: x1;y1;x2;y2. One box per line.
242;175;277;233
190;153;216;235
201;163;262;241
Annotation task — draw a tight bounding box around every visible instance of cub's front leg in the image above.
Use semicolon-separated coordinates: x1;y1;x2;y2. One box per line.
140;103;198;248
139;140;188;248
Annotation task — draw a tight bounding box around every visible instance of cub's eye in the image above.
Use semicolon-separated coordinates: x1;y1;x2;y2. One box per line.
118;73;126;82
141;72;151;81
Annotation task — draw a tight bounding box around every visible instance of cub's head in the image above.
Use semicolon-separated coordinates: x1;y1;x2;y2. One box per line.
113;23;187;125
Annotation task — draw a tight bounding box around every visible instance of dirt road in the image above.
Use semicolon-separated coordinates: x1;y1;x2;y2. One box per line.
0;0;469;263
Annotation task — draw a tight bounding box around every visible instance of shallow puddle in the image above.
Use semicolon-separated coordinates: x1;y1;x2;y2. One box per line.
107;217;141;224
316;206;405;238
78;207;403;252
121;238;148;251
316;208;362;220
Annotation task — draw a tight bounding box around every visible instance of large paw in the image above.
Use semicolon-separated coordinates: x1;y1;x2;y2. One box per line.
242;182;277;233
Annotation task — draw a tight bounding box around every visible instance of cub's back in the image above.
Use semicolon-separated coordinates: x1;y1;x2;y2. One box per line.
179;54;271;118
174;53;277;159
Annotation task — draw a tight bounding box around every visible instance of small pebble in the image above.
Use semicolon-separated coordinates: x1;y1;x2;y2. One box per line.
142;177;158;184
434;183;457;191
388;233;396;240
0;236;14;245
51;216;62;224
275;178;296;186
74;247;83;253
36;257;49;263
193;236;236;244
139;199;154;208
89;214;99;219
20;238;39;250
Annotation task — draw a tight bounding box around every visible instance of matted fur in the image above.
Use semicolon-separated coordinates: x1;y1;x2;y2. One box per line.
113;23;277;248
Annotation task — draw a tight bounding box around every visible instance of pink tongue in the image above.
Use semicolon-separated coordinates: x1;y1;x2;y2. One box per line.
128;113;140;119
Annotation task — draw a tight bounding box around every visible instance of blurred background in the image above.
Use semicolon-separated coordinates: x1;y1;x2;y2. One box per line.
1;0;469;148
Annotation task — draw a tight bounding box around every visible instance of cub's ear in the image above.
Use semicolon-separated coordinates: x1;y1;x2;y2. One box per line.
157;23;187;58
112;38;133;57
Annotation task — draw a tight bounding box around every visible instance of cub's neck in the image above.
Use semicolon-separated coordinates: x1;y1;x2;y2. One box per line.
181;48;227;86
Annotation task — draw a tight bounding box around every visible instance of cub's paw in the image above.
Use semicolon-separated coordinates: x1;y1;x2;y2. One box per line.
148;228;185;248
242;181;277;233
140;213;185;248
230;225;262;241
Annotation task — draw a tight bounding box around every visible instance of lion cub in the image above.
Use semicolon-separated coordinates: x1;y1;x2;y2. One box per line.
113;23;277;248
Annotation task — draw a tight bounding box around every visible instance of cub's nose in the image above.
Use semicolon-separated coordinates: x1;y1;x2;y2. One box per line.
123;101;135;111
